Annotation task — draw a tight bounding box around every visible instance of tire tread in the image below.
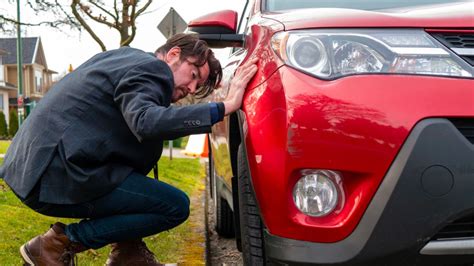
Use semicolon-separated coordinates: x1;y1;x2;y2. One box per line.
238;145;267;265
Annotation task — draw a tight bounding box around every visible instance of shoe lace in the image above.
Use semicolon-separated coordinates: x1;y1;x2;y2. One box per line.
59;249;77;266
60;242;85;266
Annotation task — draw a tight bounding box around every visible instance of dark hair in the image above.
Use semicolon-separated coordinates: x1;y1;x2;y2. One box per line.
155;33;222;99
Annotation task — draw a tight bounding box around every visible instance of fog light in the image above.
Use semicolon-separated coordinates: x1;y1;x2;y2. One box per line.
293;170;342;217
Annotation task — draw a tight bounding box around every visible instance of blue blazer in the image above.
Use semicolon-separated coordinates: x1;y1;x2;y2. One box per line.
0;47;212;204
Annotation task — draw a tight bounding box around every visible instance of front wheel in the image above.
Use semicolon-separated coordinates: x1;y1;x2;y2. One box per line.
237;144;268;265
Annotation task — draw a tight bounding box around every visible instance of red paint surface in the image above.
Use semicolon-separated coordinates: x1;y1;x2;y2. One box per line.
188;10;238;32
210;0;474;244
242;68;473;242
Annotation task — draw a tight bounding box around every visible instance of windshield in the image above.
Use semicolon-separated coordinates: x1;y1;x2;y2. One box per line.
265;0;471;12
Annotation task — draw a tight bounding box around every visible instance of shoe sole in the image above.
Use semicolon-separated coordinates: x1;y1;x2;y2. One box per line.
20;244;35;266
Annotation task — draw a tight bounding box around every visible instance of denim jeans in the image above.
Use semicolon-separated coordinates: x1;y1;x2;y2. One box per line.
20;172;190;249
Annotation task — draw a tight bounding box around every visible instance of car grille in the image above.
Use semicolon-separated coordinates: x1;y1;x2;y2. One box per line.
430;33;474;66
432;214;474;240
449;118;474;145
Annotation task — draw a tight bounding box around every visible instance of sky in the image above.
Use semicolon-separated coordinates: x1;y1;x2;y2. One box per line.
2;0;246;77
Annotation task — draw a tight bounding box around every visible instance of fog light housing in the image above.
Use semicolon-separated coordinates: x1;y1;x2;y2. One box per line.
293;170;342;217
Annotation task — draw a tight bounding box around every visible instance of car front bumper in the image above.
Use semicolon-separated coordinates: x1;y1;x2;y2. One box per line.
264;118;474;265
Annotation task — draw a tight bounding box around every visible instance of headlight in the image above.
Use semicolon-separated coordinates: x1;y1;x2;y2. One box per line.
271;29;473;79
293;170;343;217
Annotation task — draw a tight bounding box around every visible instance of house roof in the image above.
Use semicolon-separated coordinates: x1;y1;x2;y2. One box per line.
0;37;40;65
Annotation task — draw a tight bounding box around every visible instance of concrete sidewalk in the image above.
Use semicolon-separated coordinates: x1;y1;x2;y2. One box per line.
161;147;198;159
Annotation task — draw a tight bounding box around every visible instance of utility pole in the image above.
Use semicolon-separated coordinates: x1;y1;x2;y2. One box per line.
158;7;187;159
16;0;24;125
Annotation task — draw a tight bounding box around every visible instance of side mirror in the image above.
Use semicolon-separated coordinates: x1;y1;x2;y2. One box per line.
188;10;244;48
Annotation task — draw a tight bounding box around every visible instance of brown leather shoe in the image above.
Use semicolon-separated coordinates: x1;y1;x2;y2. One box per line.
105;239;163;266
20;222;88;266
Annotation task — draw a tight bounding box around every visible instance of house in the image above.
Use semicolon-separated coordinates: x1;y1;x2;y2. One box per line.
0;48;17;124
0;37;57;116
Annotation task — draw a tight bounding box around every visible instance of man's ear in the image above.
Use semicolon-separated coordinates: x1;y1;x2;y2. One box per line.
165;46;181;64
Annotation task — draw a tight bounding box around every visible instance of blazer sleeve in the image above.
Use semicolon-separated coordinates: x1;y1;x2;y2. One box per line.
114;59;213;142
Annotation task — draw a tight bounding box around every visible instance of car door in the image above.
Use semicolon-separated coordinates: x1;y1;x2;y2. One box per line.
209;1;252;196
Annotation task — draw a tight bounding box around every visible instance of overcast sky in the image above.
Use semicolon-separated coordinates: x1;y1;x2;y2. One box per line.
2;0;246;76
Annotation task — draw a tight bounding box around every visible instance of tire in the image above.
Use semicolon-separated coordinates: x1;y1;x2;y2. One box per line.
237;144;267;265
215;192;235;237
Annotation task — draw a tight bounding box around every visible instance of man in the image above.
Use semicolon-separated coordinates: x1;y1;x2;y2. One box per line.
0;33;258;265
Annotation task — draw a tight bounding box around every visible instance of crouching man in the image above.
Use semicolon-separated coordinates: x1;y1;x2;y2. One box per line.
0;33;257;265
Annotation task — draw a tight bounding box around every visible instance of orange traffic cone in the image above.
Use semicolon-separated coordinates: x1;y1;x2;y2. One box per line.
182;134;209;158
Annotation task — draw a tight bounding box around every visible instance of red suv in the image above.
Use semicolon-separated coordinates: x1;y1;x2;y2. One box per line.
189;0;474;265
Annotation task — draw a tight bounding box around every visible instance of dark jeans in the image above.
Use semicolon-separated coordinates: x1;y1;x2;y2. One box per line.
20;172;190;249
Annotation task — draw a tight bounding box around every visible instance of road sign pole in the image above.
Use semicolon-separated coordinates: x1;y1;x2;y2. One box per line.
157;7;187;159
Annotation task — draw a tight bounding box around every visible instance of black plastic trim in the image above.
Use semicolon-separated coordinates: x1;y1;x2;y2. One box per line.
188;26;235;35
195;33;244;48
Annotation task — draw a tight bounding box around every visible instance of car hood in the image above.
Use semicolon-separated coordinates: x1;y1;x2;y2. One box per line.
262;2;474;30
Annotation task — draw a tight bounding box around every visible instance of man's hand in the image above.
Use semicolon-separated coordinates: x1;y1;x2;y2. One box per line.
223;57;259;115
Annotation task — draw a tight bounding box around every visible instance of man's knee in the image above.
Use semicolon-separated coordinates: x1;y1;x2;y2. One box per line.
150;185;190;226
172;192;190;224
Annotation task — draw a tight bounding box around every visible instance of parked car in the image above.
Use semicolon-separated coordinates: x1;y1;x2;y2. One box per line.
188;0;474;265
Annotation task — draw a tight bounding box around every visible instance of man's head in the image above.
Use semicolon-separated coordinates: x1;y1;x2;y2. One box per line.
155;33;222;102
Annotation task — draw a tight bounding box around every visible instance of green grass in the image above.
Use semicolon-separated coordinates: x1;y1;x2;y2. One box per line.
0;154;206;265
0;140;11;154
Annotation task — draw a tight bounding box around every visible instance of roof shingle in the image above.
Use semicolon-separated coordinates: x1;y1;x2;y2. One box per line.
0;37;39;64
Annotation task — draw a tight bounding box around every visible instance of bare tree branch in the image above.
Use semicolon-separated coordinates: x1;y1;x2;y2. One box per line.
78;2;117;29
54;0;82;29
135;0;153;18
71;0;107;51
121;1;137;46
88;1;118;22
2;0;155;51
113;0;119;23
0;13;75;28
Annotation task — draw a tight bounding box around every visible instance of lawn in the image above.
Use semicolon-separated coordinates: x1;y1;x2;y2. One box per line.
0;140;10;154
0;143;206;265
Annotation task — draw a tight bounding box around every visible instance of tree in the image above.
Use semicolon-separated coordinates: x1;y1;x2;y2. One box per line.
0;111;8;138
1;0;153;51
8;111;18;138
0;0;80;34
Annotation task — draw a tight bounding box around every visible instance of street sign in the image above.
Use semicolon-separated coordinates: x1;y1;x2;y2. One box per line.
17;95;24;106
157;7;187;38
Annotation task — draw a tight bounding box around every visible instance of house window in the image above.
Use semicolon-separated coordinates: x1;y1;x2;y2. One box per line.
35;70;43;93
0;57;4;84
0;94;4;110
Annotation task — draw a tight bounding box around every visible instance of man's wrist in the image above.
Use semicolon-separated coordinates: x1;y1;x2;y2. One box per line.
223;101;235;116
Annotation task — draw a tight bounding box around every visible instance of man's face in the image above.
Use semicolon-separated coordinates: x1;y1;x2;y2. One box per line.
169;58;210;102
163;47;210;103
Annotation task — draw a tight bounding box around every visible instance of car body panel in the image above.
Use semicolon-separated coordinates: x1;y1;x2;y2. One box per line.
263;2;474;30
242;66;474;242
210;20;285;190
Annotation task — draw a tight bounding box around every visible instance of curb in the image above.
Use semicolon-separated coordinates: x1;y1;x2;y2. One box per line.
204;161;211;266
